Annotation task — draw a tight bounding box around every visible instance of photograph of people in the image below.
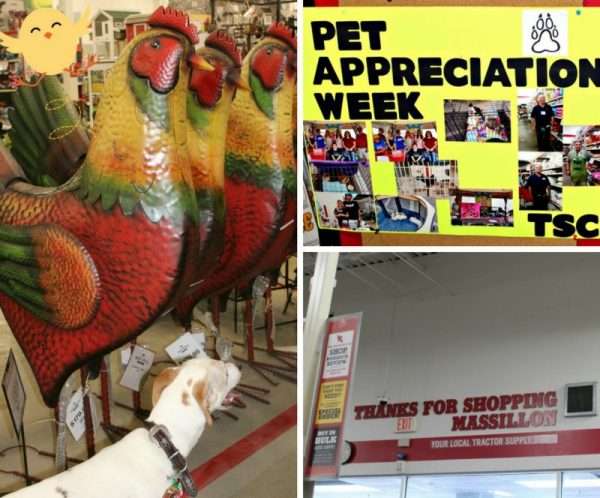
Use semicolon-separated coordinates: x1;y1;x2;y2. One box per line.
566;140;593;186
372;122;457;198
372;122;439;164
305;121;373;195
518;89;563;152
444;100;511;143
526;163;552;210
562;126;600;187
530;94;554;151
518;152;563;210
315;192;377;231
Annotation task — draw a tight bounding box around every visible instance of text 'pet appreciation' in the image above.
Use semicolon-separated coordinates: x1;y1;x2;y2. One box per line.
310;21;600;120
353;391;559;433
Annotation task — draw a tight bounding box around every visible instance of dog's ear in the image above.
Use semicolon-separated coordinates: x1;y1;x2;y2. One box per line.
152;367;181;407
193;380;213;427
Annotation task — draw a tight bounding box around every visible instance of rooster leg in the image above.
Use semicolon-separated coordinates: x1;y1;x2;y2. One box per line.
99;356;130;442
264;286;274;353
237;278;296;383
80;368;96;458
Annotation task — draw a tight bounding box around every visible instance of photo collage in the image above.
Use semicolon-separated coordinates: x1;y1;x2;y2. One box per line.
305;104;517;234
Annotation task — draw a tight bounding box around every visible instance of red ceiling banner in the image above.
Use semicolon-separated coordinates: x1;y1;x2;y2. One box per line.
305;313;362;480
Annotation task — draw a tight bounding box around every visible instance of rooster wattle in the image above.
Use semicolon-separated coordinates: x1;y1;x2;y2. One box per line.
0;7;240;407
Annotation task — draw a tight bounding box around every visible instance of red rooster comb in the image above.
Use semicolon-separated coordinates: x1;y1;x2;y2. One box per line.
266;22;296;51
206;30;241;67
148;7;199;44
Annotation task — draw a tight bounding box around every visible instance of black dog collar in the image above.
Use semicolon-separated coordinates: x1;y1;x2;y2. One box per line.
148;423;198;497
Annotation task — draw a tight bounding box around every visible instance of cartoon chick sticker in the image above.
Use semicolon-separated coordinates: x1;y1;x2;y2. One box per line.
0;6;93;80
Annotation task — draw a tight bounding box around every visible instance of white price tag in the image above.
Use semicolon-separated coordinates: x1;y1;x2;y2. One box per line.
66;388;86;441
119;345;155;392
165;332;206;363
191;332;206;349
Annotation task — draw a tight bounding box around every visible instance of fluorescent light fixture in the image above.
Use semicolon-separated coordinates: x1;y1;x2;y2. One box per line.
493;491;513;497
518;479;600;489
563;479;600;488
314;484;379;494
516;480;555;489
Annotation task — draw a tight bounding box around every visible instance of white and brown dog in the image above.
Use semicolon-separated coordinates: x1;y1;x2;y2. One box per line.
7;358;241;498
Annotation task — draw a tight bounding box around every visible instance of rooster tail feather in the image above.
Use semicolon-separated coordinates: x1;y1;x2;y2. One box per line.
8;76;89;187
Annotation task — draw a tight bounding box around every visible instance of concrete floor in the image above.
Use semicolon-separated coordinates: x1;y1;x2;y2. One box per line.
519;118;538;151
0;265;297;497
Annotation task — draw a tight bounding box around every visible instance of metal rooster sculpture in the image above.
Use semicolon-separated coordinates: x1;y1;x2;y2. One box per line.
0;7;242;407
173;23;297;334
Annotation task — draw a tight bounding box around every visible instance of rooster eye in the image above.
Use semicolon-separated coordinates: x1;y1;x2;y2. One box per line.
150;39;161;49
266;48;272;55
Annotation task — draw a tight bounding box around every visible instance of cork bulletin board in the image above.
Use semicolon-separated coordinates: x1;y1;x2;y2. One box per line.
303;0;600;245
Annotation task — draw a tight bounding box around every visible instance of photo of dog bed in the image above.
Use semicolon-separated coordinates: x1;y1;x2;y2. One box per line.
376;195;437;232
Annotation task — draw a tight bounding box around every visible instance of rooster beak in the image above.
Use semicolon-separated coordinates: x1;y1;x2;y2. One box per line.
235;78;250;91
188;54;215;72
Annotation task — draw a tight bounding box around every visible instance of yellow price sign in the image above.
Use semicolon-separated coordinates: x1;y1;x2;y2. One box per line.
315;380;347;425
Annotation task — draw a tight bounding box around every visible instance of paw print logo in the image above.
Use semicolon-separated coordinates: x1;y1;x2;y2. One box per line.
531;13;560;53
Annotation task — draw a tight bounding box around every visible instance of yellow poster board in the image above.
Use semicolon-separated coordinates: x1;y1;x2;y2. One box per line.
304;6;600;240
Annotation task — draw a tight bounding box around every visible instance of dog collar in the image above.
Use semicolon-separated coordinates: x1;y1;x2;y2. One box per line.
148;423;198;497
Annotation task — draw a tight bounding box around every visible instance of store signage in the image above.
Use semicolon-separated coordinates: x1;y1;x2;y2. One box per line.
306;313;362;480
346;427;600;463
355;391;559;433
395;416;416;433
322;330;354;379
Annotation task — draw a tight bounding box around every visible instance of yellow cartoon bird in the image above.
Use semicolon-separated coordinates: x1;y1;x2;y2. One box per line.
0;6;92;77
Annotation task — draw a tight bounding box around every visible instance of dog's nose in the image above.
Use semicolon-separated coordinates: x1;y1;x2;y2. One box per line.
44;32;52;39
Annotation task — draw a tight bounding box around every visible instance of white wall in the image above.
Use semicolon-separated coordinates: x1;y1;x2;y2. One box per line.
325;253;600;475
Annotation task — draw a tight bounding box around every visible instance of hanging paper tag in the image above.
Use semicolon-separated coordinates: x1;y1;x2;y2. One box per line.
191;332;206;350
119;345;155;392
165;332;206;363
66;388;86;441
120;348;131;368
